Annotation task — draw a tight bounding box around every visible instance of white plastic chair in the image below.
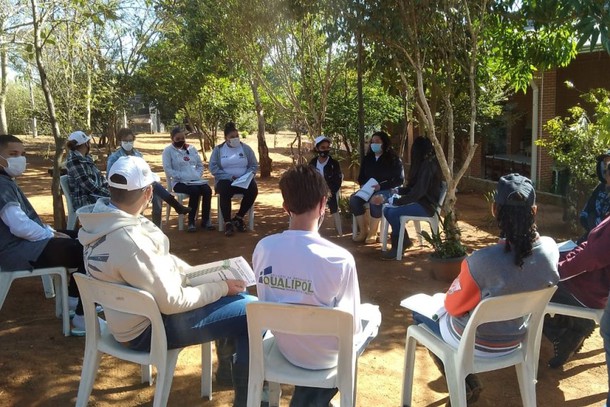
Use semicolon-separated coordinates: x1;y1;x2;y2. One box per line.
545;302;603;324
163;173;191;231
401;286;556;407
217;194;255;231
0;266;70;336
246;302;382;407
381;181;448;260
59;174;77;229
73;274;213;407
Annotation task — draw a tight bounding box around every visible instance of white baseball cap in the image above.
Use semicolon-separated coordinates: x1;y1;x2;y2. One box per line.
67;130;91;146
314;135;331;147
108;156;160;191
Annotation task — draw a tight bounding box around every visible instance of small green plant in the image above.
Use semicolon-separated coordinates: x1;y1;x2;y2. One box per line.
420;212;468;259
338;195;352;220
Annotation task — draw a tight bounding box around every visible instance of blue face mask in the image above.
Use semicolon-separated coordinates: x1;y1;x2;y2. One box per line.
370;143;382;154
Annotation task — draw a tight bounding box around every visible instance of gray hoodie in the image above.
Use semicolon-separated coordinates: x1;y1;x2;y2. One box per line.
77;198;228;342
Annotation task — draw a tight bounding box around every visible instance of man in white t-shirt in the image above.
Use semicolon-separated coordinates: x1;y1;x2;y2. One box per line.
253;164;378;406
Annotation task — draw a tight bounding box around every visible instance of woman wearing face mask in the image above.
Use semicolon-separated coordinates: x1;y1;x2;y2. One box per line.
209;122;258;237
349;131;404;244
65;130;110;211
107;128;191;227
308;135;343;220
162;127;213;232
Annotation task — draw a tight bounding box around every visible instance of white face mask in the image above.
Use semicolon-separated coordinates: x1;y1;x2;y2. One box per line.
122;141;134;151
228;138;241;148
0;155;27;177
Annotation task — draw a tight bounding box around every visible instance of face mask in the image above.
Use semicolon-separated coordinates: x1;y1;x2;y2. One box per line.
370;143;382;154
0;155;27;177
318;150;330;158
122;141;134;151
317;212;325;231
173;140;185;148
228;138;241;148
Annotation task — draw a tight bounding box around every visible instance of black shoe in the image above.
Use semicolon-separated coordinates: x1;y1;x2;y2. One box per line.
201;219;215;230
232;216;247;232
187;223;197;232
176;205;192;215
224;221;235;236
381;250;399;261
548;329;591;368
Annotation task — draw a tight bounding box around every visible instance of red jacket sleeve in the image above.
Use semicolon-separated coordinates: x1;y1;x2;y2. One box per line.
560;216;610;280
444;259;482;316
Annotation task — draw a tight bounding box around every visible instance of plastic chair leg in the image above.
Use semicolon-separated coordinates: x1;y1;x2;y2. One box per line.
268;382;282;407
152;350;181;407
75;350;103;407
401;333;418;407
515;363;537;407
0;273;13;311
396;218;407;260
201;341;212;399
414;221;423;246
42;275;56;298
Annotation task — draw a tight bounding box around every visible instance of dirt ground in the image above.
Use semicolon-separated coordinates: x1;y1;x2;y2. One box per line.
0;132;607;407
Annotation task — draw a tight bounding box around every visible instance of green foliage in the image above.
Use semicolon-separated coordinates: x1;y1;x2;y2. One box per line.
537;88;610;232
420;212;467;259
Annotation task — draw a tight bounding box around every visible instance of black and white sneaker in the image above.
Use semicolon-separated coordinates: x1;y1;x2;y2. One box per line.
232;216;247;232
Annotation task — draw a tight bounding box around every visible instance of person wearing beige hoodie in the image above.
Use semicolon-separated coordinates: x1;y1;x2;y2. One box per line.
77;155;256;407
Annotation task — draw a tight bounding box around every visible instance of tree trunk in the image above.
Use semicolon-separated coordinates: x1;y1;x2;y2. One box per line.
356;29;365;160
250;78;272;177
0;46;8;135
31;0;65;228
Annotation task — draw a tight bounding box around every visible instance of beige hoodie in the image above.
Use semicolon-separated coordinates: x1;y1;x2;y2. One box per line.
77;198;228;342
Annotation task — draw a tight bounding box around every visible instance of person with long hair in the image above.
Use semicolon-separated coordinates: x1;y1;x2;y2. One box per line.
409;173;559;402
349;131;403;244
374;136;442;260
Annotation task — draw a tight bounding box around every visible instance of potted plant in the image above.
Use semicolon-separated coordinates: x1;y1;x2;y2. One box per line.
420;211;468;282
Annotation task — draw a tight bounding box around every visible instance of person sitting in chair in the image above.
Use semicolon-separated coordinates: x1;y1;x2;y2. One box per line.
209;122;258;237
0;134;88;336
409;173;559;403
253;164;381;406
162;127;214;232
107;128;191;227
77;155;256;406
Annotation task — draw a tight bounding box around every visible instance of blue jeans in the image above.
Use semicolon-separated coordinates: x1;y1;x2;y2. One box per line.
128;293;257;366
383;203;429;241
600;293;610;404
349;190;392;218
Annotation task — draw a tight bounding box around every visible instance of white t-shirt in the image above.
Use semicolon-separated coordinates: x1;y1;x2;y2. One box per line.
219;144;247;177
253;229;362;369
315;159;328;176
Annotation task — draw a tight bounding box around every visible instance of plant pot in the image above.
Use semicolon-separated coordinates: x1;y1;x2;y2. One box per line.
428;255;467;283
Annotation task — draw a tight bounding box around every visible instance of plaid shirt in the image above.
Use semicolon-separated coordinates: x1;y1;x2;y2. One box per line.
66;150;109;210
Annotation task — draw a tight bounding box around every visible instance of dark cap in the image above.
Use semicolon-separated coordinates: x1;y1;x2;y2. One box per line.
495;173;535;207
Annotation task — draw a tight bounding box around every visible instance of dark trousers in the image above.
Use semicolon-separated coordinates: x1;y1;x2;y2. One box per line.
289;386;338;407
215;179;258;222
173;182;212;225
328;191;339;214
543;282;597;341
31;229;84;315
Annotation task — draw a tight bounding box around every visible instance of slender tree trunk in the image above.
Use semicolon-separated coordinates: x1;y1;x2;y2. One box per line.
250;78;272;177
29;73;38;137
31;0;65;228
0;45;8;135
356;29;365;159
